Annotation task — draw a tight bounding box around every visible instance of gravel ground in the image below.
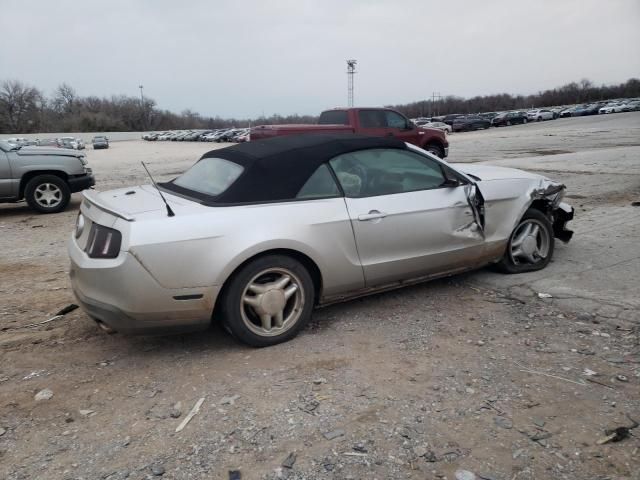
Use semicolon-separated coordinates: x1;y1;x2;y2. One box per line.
1;113;639;480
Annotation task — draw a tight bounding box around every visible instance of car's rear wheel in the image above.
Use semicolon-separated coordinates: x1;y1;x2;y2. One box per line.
221;255;314;347
24;174;71;214
496;208;555;273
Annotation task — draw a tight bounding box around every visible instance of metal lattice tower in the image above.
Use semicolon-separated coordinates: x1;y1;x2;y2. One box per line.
346;59;357;107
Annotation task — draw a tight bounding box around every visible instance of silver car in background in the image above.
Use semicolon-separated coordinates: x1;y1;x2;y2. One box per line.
69;134;573;347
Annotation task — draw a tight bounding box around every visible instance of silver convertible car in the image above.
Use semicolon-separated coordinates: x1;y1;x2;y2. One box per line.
69;134;573;346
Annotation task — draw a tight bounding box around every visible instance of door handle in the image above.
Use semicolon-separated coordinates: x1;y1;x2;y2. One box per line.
358;210;387;221
386;133;394;136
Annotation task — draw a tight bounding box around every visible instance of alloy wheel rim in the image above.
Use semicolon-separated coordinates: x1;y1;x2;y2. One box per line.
240;267;304;337
509;219;550;265
34;183;62;208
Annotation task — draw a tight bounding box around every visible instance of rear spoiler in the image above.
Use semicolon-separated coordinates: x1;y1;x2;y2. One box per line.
82;190;135;222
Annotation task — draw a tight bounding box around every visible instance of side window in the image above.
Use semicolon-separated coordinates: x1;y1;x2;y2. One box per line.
385;111;408;129
329;149;446;198
296;164;341;199
358;110;386;128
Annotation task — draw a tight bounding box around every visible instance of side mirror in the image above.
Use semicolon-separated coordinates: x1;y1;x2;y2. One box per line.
441;177;460;188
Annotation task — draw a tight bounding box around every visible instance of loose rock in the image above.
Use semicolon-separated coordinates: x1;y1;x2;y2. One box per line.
323;429;345;440
494;416;513;429
281;452;297;469
34;388;53;401
150;463;165;476
220;395;240;405
455;469;478;480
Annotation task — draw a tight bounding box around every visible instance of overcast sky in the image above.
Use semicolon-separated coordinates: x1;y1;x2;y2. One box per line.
1;0;639;118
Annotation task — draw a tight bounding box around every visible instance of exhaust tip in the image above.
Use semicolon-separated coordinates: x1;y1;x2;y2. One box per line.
95;320;117;334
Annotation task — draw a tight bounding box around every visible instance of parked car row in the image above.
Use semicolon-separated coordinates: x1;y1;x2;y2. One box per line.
142;128;251;143
409;97;640;133
3;136;86;149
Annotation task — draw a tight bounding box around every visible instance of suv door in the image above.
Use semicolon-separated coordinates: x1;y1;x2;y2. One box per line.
330;148;487;287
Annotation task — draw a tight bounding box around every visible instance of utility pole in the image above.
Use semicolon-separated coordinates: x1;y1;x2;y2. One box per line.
346;59;357;107
139;85;145;130
431;91;441;117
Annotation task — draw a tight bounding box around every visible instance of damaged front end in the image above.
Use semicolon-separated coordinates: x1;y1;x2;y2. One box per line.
531;181;574;243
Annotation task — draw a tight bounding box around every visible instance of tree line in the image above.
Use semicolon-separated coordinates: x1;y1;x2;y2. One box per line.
388;78;640;118
1;77;638;134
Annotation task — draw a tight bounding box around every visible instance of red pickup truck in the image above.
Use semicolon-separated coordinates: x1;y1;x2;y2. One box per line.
250;107;449;158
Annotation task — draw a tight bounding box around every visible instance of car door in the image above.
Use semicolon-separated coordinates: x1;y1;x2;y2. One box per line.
329;147;487;288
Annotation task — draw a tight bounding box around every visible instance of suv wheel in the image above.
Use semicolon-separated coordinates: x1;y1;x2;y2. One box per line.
24;174;71;214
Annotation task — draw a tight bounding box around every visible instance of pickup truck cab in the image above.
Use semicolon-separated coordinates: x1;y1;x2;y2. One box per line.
0;140;95;213
250;107;449;158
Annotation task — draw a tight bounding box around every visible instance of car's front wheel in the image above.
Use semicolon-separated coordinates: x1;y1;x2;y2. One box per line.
496;208;555;273
221;255;315;347
24;174;71;214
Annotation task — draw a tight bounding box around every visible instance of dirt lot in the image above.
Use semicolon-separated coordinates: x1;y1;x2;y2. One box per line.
1;113;639;480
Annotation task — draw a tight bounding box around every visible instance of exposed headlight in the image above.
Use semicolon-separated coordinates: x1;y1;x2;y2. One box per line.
75;213;85;238
78;155;87;165
85;223;122;258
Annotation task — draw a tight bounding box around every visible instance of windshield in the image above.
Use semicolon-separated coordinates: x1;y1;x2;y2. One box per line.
171;157;244;197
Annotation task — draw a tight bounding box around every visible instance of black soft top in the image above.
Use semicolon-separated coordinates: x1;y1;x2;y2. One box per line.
167;133;407;204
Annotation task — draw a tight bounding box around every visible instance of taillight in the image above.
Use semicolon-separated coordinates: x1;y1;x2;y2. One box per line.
85;224;121;258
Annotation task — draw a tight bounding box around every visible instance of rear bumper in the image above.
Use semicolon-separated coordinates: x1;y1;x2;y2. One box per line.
68;173;95;193
68;235;217;334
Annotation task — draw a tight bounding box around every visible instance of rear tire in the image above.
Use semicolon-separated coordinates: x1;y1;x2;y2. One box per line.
495;208;555;274
24;174;71;214
220;255;315;347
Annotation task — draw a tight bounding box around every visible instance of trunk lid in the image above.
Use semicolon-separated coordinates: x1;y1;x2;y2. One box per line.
82;185;199;220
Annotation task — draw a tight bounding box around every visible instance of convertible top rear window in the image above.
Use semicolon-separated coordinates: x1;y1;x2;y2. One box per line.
172;157;244;196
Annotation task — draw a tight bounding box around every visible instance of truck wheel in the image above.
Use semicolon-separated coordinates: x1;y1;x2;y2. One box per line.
425;144;444;158
24;174;71;214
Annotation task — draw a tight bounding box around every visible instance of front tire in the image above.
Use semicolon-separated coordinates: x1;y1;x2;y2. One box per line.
495;208;555;274
425;143;444;158
220;255;315;347
24;174;71;214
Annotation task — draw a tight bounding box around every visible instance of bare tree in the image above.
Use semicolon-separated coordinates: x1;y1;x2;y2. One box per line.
53;83;77;114
0;80;43;133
